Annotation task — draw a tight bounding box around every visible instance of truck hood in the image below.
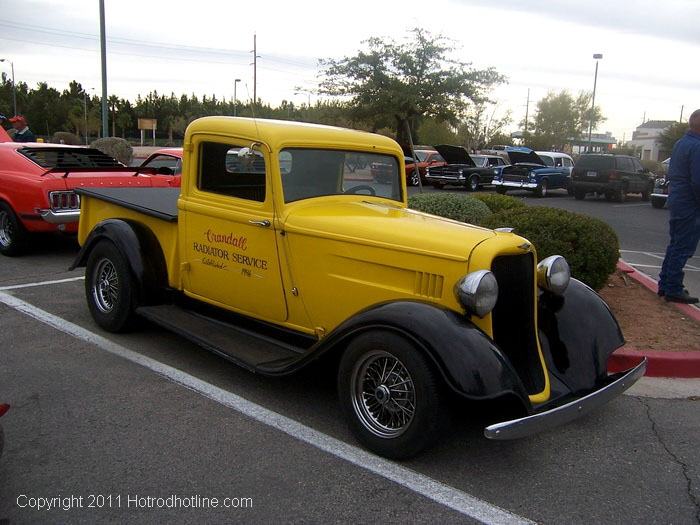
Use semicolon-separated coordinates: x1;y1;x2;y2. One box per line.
282;199;494;262
433;144;476;167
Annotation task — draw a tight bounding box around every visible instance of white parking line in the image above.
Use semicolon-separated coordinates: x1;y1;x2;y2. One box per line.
0;276;84;291
0;288;533;525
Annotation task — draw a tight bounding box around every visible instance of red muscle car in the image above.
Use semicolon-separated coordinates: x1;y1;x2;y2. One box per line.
0;143;178;256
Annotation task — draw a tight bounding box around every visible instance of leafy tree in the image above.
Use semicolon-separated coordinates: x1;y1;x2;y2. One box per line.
456;103;512;151
527;90;604;150
657;121;687;154
319;28;506;143
416;119;458;146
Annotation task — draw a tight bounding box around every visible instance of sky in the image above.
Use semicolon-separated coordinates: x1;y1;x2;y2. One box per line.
1;0;699;143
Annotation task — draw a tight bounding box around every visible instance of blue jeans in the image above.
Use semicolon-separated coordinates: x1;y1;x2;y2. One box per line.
658;211;700;295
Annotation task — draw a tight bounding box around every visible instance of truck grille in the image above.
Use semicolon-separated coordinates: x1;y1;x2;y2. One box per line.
490;253;544;394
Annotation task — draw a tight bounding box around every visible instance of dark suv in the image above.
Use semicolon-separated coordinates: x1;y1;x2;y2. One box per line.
570;154;654;202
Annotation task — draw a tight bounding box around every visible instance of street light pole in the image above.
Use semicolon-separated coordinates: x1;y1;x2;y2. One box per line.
234;78;241;116
0;58;16;116
587;53;603;153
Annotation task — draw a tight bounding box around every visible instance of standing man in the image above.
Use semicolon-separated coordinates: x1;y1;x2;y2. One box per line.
658;109;700;304
9;115;35;142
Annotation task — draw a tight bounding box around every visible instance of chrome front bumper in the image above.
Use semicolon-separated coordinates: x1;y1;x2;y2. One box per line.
492;180;538;189
650;192;668;199
484;359;647;440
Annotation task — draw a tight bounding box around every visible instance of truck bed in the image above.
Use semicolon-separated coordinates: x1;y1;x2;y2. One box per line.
74;187;180;222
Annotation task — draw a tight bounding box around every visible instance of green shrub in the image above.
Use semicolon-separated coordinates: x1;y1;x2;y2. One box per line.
408;193;492;225
90;137;133;165
479;207;619;291
468;193;526;213
51;131;82;145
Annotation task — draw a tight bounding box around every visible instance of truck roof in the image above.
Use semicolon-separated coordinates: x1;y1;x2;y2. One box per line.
185;117;402;154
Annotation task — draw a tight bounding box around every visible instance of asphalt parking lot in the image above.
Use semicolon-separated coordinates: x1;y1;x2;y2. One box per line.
1;195;699;524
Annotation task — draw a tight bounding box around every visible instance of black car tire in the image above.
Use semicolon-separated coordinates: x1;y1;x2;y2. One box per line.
534;179;548;198
651;196;666;209
338;330;447;459
0;202;30;257
467;175;479;192
640;182;653;201
574;188;587;200
85;240;138;332
432;183;442;190
496;186;507;195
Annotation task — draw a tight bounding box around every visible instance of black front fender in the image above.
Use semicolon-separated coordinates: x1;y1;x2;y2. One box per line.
70;218;168;305
538;278;625;397
315;302;531;406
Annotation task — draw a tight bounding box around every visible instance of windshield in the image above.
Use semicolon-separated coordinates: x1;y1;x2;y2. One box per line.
280;148;402;203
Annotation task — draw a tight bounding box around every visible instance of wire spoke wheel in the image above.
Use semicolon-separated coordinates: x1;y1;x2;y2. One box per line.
92;257;119;314
351;350;416;438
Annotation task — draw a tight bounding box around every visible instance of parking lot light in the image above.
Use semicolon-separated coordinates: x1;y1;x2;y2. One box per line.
587;54;603;153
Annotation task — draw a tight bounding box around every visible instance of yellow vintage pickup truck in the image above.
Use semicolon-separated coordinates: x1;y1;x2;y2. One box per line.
72;117;645;458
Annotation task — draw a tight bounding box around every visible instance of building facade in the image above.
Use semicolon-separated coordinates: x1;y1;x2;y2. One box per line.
627;120;675;161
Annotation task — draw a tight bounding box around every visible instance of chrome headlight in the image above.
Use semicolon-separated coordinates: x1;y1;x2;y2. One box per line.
537;255;570;295
455;270;499;318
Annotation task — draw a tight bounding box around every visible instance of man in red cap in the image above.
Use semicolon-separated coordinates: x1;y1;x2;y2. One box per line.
9;115;35;142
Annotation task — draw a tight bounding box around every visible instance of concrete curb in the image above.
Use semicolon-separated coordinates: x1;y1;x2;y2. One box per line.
607;260;700;378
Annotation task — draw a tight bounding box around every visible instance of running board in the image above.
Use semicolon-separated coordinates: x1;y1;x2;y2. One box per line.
136;304;306;374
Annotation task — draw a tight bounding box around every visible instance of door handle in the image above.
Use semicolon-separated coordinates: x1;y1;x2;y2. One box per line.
248;219;271;227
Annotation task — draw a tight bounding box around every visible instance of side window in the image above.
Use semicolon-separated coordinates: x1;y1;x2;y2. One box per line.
540;155;554;167
615;157;629;171
563;158;573;168
487;157;499;166
631;158;644;171
554;157;563;167
199;142;266;202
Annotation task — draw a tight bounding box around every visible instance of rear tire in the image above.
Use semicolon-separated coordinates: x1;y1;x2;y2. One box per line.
0;202;30;257
338;330;446;459
85;240;138;332
574;188;586;200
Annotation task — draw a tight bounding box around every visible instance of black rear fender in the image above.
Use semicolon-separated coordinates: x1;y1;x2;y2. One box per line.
70;218;168;305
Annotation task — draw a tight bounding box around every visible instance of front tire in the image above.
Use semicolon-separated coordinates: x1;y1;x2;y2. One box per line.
467;175;480;192
338;331;446;459
534;179;548;198
85;240;138;332
0;202;30;256
651;196;666;209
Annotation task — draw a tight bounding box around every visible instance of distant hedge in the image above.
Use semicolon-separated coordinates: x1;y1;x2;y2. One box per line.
91;137;133;165
408;193;492;225
51;131;82;145
480;206;619;291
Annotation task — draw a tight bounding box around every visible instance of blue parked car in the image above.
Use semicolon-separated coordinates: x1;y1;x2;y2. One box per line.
493;147;574;197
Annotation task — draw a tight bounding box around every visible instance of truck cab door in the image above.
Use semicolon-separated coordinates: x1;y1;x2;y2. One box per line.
180;139;288;322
